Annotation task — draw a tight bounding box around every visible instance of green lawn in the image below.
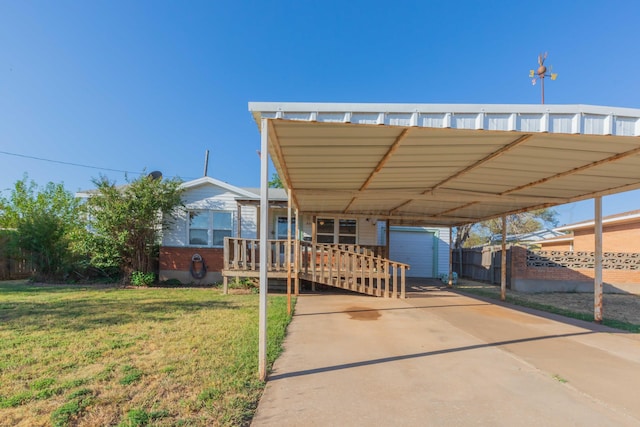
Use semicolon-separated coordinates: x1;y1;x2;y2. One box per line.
0;281;294;426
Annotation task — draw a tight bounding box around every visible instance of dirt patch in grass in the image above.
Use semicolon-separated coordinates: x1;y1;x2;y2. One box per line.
456;279;640;329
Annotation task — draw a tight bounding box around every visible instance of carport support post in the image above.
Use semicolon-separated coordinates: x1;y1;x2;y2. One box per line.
594;196;603;323
294;209;300;295
385;220;390;259
311;216;317;291
500;215;507;302
448;227;453;287
258;118;269;381
287;188;292;315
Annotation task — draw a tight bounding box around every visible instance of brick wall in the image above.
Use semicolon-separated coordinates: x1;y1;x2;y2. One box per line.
159;247;224;273
510;246;640;293
574;221;640;252
158;247;225;285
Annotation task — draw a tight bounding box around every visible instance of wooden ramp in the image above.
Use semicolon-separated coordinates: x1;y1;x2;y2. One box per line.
222;238;408;298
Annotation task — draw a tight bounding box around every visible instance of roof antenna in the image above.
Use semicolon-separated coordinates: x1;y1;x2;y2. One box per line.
203;149;209;177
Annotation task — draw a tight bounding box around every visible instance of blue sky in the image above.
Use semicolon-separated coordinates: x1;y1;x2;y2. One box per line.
1;0;639;226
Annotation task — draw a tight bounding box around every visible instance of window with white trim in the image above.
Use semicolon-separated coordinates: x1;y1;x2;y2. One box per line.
188;211;233;247
189;211;208;245
212;212;233;246
316;218;335;243
315;217;357;244
338;219;357;244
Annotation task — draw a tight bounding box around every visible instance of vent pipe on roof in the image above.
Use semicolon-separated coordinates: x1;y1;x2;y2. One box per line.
203;149;210;177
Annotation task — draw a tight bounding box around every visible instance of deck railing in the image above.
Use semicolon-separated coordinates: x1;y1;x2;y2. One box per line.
223;237;406;298
223;238;293;272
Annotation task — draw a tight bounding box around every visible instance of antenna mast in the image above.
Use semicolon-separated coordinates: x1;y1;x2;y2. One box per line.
203;150;210;177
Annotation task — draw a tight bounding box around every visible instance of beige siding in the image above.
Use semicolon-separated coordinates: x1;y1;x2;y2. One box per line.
297;214;378;244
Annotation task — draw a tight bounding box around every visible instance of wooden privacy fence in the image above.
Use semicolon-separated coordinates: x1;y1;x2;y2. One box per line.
223;237;407;298
0;232;35;280
452;246;511;285
0;252;35;280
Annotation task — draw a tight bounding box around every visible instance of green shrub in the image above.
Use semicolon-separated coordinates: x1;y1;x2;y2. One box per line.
130;271;155;287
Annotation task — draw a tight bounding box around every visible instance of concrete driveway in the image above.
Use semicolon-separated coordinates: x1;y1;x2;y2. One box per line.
252;282;640;426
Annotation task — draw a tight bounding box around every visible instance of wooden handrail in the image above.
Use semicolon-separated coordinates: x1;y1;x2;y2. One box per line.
223;238;407;298
298;241;408;298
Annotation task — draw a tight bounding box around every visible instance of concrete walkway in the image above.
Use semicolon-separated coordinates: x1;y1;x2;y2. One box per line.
252;283;640;426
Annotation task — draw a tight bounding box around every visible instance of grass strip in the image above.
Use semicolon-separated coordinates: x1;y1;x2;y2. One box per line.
458;286;640;333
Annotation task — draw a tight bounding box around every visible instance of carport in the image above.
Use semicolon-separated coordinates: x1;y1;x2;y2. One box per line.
249;102;640;379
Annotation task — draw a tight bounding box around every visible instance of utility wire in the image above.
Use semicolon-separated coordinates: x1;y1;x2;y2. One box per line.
0;150;193;180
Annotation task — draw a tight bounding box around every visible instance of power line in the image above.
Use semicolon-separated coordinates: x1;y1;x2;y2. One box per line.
0;150;193;180
0;149;144;175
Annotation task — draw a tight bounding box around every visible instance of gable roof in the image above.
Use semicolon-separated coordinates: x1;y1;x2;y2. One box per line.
180;176;259;199
250;102;640;227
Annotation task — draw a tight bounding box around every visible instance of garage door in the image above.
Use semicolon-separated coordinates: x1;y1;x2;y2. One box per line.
389;228;435;278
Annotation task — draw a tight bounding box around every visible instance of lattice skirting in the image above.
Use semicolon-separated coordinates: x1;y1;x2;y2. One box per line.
527;251;640;270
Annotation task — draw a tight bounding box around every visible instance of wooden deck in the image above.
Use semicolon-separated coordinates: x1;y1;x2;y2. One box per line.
222;238;408;298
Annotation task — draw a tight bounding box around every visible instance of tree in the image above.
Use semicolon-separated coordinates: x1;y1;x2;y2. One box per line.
454;208;558;248
86;174;184;282
268;173;284;188
0;175;86;280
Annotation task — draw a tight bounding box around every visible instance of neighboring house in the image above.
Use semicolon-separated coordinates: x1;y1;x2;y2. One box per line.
159;176;451;284
538;210;640;252
512;209;640;293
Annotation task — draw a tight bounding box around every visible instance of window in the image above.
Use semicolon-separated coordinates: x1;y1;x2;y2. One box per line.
212;212;232;247
189;212;208;245
315;217;357;244
338;219;357;244
316;218;335;243
188;211;233;247
276;216;296;239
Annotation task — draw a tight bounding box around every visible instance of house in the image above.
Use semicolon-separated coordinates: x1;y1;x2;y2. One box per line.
514;209;640;293
159;176;451;287
538;209;640;252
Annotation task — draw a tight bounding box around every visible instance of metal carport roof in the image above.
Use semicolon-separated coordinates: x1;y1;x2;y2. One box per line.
249;102;640;379
249;102;640;227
